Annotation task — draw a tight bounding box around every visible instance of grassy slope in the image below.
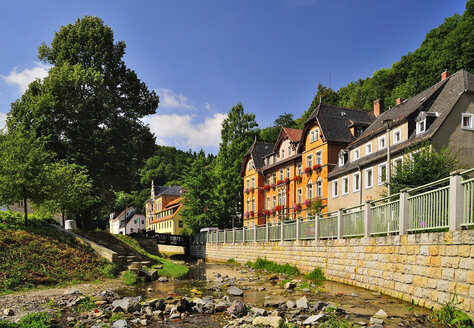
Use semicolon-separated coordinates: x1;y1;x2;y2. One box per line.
114;234;189;277
0;225;112;294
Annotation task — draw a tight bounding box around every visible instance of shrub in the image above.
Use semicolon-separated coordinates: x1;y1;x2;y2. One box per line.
248;258;299;276
226;258;240;265
305;267;325;281
0;312;52;328
432;295;472;328
99;262;119;278
123;270;142;285
77;296;96;313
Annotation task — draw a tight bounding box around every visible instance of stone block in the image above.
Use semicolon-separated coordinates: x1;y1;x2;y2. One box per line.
458;245;470;257
429;246;439;256
441;268;454;280
443;232;453;244
446;245;458;256
455;283;470;296
459;258;472;270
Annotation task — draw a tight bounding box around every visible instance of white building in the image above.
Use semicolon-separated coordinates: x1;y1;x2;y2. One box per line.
109;207;146;235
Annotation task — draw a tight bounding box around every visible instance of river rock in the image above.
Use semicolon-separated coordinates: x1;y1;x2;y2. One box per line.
140;319;152;326
252;316;283;328
158;276;168;282
227;300;247;317
283;282;296;289
251;307;267;316
369;324;383;328
112;319;130;328
112;296;142;313
215;301;231;312
3;308;14;316
296;296;308;309
370;317;384;325
286;301;295;309
303;314;325;325
267;274;279;280
373;309;387;319
227;286;244;296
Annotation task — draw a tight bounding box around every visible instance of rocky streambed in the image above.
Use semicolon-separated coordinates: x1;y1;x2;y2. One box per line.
0;260;447;328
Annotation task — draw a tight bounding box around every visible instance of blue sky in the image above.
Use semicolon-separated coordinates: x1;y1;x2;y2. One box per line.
0;0;467;154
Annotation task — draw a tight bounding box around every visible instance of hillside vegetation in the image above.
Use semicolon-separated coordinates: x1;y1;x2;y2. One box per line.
0;211;116;293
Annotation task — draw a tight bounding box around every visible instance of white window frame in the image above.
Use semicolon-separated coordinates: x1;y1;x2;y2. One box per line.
272;196;276;208
378;136;386;150
246;179;250;188
365;143;372;155
342;176;349;195
393;128;402;144
296;188;302;203
353;148;360;160
252;197;255;211
310;128;319;142
281;149;285;159
307;154;313;168
266;197;270;210
286;167;291;178
296;164;302;175
315;150;323;165
416;119;426;134
279;169;284;180
365;167;373;189
288;146;291;156
248;160;253;171
332;180;339;198
393;156;403;170
378;163;387;186
251;177;255;188
339;156;344;166
316;177;322;196
461;113;474;130
307;180;314;199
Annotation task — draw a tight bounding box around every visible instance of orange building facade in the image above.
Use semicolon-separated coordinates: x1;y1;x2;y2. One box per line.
241;104;376;227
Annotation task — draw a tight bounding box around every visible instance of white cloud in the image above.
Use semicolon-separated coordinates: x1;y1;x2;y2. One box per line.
148;112;227;149
0;112;6;131
1;62;50;93
204;101;218;112
157;88;195;109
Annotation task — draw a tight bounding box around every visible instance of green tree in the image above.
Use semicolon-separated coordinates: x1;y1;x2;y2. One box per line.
258;112;297;143
391;145;463;193
181;151;218;234
0;129;53;224
7;16;159;229
295;83;340;128
213;103;258;228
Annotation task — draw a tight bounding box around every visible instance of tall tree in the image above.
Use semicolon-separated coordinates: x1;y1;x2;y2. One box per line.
258;112;297;143
213;103;258;228
295;83;340;128
0;130;53;224
7;16;159;228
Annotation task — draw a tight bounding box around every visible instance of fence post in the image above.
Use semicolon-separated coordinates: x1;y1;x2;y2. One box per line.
224;229;227;243
314;214;320;241
280;221;285;241
296;217;300;241
337;210;343;239
399;189;410;235
265;222;269;242
243;227;246;243
232;228;235;244
254;225;257;242
364;201;372;238
449;170;464;231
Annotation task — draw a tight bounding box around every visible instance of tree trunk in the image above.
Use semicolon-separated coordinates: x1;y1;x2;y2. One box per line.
23;191;28;226
61;208;65;227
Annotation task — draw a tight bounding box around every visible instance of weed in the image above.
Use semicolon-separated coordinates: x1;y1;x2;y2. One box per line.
0;312;52;328
279;322;297;328
245;261;253;266
431;295;472;328
247;258;300;276
99;262;120;278
279;278;292;288
123;270;142;285
305;267;325;281
109;312;124;322
226;258;240;265
319;313;358;327
77;296;96;313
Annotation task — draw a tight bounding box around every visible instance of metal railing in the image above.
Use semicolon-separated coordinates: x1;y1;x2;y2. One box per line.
408;178;450;232
371;194;400;235
193;168;472;244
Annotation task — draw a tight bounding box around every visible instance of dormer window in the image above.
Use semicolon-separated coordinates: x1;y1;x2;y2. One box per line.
461;113;473;130
248;160;254;171
310;128;319;142
378;136;386;150
356;127;364;137
288;146;291;156
281;149;285;159
339;156;345;166
416;119;426;134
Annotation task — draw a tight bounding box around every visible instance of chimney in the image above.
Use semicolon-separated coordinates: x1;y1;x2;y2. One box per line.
373;99;383;117
396;98;405;105
441;70;451;81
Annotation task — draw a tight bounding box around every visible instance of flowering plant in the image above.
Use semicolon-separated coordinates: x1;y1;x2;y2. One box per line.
276;180;282;185
293;203;302;211
283;178;290;184
264;210;270;216
293;175;302;182
304;167;312;174
275;205;282;212
303;199;311;207
263;185;271;191
243;212;248;218
313;164;322;171
249;210;254;217
269;209;276;215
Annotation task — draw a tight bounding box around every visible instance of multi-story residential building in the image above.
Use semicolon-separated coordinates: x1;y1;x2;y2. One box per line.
109;207;146;235
149;197;185;234
327;69;474;211
241;105;376;227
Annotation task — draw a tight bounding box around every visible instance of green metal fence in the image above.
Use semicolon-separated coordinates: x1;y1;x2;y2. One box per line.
408;178;450;232
269;223;281;241
371;195;400;235
234;228;243;242
462;168;474;227
342;206;364;237
319;212;338;239
256;225;266;241
218;231;224;242
245;227;254;242
283;220;297;240
299;219;316;240
225;230;233;242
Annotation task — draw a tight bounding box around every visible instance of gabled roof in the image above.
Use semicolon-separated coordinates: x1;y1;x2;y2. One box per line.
241;140;274;176
154;185;183;197
273;127;302;152
300;103;375;149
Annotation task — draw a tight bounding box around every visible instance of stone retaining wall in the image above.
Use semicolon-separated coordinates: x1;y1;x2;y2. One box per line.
191;230;473;314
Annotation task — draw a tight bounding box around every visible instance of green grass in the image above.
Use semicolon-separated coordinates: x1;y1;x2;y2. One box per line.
305;267;325;281
115;234;188;277
76;296;97;313
123;270;143;285
0;215;115;294
0;312;52;328
431;295;473;328
246;258;300;276
226;258;240;265
109;312;125;322
319;313;359;327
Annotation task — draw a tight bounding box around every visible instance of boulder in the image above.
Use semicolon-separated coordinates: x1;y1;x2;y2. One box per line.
227;300;247;317
296;296;308;309
227;286;244;296
370;317;384;325
283;282;296;289
252;316;283;328
111;296;142;313
3;309;14;316
286;301;295;309
158;276;169;282
251;307;267;316
215;301;231;312
303;314;325;325
373;309;387;319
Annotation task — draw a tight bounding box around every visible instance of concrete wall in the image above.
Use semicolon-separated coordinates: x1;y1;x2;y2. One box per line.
191;230;474;314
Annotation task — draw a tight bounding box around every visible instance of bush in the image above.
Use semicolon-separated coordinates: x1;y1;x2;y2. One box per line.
432;295;473;328
0;211;56;229
247;258;300;276
0;312;52;328
226;258;240;265
99;262;119;278
123;270;142;285
305;267;325;281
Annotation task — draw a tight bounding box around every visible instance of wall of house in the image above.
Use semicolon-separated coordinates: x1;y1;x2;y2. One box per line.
191;230;474;314
431;93;474;166
243;156;264;227
109;218;120;234
121;214;146;234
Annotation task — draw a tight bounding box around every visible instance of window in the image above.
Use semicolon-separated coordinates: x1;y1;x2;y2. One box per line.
365;168;373;189
246;200;250;211
272;173;276;184
378;163;387;185
307;155;313;168
353;172;360;192
365;143;372;155
339;156;345;166
462;113;474;130
266;197;270;210
393;157;403;170
279;169;284;180
416;119;426;134
288;146;291;156
296;164;302;175
252;198;255;211
142;220;144;224
246;179;250;188
307;180;314;199
297;188;302;203
393;128;402;144
342;176;349;195
248;160;253;171
179;220;183;228
378;136;386;150
316;178;322;196
130;228;134;233
332;180;339;198
272;196;276;208
286;167;290;178
281;149;285;159
354;148;360;160
310;128;319;142
251;177;255;188
315;151;323;165
356;127;364;136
